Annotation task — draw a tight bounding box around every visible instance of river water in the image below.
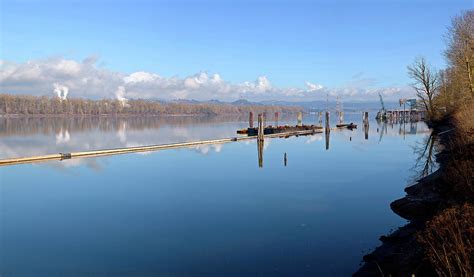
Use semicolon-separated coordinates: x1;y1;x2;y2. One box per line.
0;113;432;276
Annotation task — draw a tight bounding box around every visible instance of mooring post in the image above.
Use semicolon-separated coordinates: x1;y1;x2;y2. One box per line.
275;112;279;127
297;112;303;126
257;113;264;141
325;126;330;150
249;112;254;128
258;138;264;168
363;112;369;126
325;111;330;132
363;112;369;140
257;113;264;168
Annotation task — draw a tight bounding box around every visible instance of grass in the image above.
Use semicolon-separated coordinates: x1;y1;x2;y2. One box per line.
417;204;474;277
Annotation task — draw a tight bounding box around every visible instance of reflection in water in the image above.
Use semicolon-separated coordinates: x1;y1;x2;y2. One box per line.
378;121;387;143
257;138;264;168
0;113;435;276
284;152;287;166
325;129;330;150
412;132;439;179
376;118;430;143
0;115;432;171
364;122;369;140
55;129;70;144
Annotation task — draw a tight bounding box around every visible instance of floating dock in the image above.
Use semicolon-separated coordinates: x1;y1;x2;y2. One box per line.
238;125;323;136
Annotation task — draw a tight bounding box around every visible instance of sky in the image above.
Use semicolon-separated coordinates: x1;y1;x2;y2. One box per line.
0;0;473;102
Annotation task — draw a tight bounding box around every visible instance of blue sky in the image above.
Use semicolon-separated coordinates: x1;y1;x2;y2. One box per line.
1;0;473;101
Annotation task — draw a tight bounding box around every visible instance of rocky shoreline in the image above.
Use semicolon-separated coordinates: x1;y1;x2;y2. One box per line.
354;117;473;276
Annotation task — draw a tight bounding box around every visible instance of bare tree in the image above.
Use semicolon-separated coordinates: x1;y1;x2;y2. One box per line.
407;57;440;117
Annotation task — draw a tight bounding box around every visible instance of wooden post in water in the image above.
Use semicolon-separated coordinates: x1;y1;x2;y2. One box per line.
363;112;369;126
257;113;264;168
275;112;279;127
258;138;264;168
363;112;369;140
257;113;264;141
325;111;330;150
325;111;330;132
325;128;330;150
249;112;254;128
297;112;303;126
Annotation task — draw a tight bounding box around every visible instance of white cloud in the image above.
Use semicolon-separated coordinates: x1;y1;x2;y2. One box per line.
124;71;161;84
0;56;415;101
305;81;323;92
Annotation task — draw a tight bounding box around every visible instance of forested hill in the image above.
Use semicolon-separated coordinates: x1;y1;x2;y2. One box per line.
0;94;302;116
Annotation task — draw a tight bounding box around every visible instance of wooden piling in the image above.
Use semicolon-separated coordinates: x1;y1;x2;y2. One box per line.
364;123;369;140
363;112;369;126
362;111;369;140
325;111;330;132
258;138;264;168
325;127;330;150
257;113;265;168
257;113;264;141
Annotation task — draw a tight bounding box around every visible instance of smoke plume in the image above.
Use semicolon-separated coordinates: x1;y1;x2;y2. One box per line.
53;83;69;100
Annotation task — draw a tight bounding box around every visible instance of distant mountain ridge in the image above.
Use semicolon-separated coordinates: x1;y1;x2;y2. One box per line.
170;98;399;112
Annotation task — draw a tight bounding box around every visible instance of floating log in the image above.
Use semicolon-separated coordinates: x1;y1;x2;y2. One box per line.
336;123;357;129
0;129;321;167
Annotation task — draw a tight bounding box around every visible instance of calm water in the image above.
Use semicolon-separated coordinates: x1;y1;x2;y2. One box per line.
0;114;432;276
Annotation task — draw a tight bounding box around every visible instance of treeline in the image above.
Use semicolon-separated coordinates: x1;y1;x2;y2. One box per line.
407;11;473;119
394;10;474;277
0;94;302;116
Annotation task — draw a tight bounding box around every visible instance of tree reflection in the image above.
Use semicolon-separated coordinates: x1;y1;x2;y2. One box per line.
412;132;439;179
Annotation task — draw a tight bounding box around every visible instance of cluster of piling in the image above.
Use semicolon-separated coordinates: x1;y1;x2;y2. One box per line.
384;110;425;122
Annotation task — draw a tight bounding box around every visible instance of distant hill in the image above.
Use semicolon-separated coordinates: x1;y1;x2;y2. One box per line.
171;99;396;112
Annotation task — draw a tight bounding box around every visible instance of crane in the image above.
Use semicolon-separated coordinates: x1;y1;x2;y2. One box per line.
376;92;387;120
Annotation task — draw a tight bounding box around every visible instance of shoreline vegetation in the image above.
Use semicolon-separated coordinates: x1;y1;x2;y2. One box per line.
0;94;302;116
355;10;473;276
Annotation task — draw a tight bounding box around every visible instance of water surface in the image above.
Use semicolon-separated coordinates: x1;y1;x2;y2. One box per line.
0;114;432;276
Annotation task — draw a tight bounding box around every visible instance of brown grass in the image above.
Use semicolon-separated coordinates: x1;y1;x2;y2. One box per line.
440;100;474;199
417;204;474;277
451;100;474;146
